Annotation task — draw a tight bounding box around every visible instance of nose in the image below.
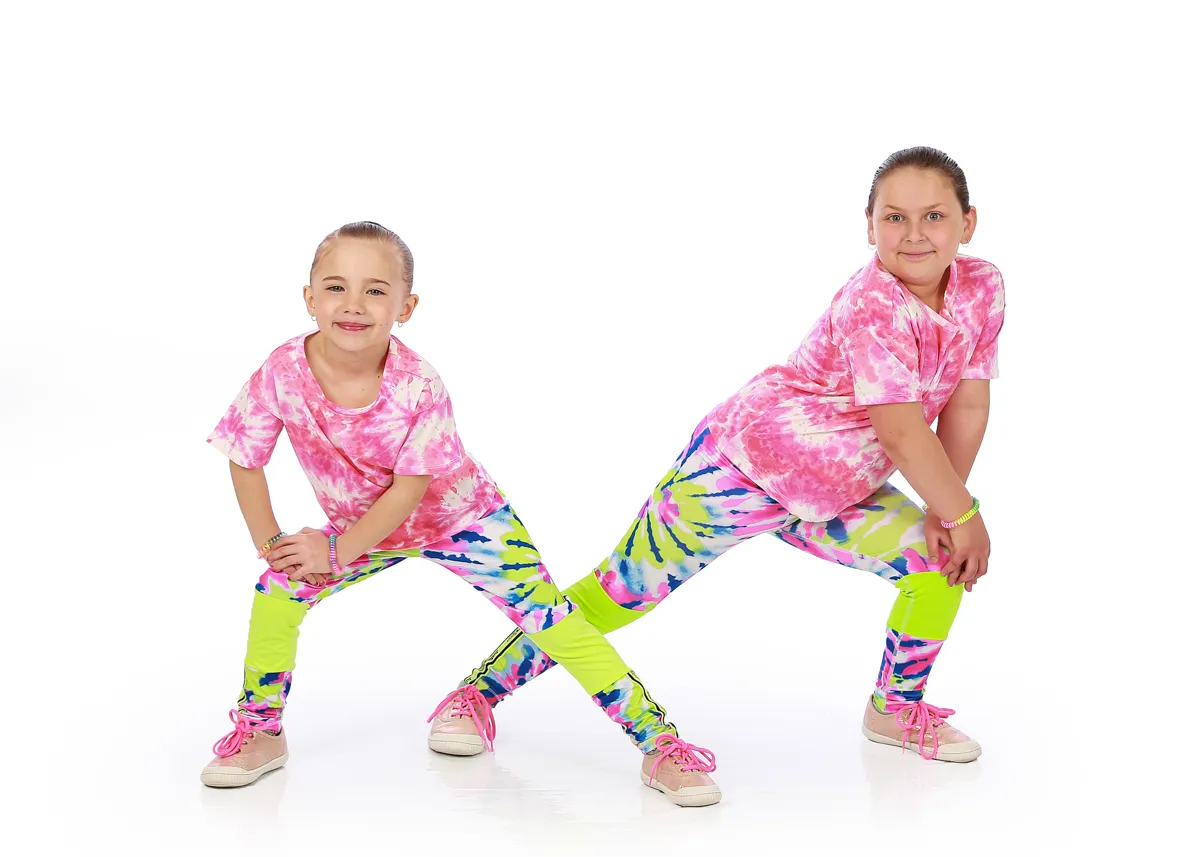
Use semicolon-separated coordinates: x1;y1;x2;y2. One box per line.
342;289;366;314
904;219;925;244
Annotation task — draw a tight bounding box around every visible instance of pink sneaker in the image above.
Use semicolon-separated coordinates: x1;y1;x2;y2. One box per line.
641;734;722;807
427;686;496;756
200;709;289;788
862;698;982;762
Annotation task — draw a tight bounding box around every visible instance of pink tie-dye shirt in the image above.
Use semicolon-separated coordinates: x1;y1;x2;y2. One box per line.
708;254;1005;522
208;333;503;550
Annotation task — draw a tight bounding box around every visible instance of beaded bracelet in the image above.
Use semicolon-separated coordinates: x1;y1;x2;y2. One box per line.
256;532;286;559
942;497;980;529
328;534;343;576
921;498;981;530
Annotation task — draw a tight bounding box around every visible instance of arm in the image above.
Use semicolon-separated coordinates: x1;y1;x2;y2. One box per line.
229;460;284;550
334;474;433;565
935;380;990;484
866;402;974;523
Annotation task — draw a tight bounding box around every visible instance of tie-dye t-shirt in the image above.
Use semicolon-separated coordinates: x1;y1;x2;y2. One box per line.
208;333;503;550
707;254;1005;523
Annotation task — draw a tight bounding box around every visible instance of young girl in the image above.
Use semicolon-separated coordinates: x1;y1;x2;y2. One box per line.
435;147;1004;768
201;222;720;808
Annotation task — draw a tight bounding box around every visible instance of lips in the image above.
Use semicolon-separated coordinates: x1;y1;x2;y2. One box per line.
901;252;933;261
335;322;370;332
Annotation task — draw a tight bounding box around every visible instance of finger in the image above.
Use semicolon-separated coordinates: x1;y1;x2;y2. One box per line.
286;564;308;581
268;544;302;563
965;579;974;593
941;550;964;579
975;557;989;580
961;555;980;585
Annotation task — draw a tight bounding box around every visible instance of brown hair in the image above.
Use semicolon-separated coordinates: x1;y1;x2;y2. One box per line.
866;147;970;215
309;221;414;290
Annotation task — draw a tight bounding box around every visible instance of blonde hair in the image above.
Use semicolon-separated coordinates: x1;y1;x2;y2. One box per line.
309;221;414;291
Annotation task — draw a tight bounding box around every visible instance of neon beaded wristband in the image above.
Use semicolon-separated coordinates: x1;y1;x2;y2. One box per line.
921;498;981;530
941;497;980;530
256;532;286;559
328;534;343;576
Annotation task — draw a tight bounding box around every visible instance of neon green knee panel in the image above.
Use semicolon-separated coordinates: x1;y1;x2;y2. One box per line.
526;609;630;696
886;571;963;640
244;591;307;671
563;571;647;635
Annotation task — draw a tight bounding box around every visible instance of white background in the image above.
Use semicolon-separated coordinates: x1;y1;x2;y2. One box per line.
2;2;1194;854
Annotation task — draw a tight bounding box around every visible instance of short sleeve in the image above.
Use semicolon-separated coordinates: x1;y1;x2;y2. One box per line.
392;378;466;476
841;326;921;406
962;308;1005;381
207;367;284;469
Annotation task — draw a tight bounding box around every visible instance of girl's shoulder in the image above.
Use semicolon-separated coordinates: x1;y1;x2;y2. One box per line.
953;254;1006;316
388;337;443;385
828;257;911;335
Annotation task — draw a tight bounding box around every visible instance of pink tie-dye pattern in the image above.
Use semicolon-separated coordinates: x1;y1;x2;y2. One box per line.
708;254;1004;522
208;333;503;551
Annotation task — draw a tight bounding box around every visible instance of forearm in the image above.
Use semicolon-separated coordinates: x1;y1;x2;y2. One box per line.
336;475;432;565
936;407;988;484
885;428;975;522
229;461;283;549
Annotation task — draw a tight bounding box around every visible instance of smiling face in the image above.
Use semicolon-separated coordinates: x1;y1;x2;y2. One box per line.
303;237;418;355
866;166;977;292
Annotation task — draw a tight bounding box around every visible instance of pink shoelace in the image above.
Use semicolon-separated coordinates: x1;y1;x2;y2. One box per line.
427;686;497;752
886;700;956;761
212;708;282;758
647;734;717;786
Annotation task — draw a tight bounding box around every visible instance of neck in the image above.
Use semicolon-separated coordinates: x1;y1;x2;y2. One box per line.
901;267;952;312
311;332;389;377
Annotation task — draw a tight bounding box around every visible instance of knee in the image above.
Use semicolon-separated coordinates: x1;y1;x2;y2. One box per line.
565;570;649;634
255;567;320;606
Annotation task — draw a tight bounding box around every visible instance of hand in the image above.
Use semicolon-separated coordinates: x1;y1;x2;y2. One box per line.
940;513;990;591
267;527;333;585
923;515;953;568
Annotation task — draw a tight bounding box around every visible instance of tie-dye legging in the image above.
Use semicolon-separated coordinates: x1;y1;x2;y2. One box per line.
236;502;678;752
457;423;964;713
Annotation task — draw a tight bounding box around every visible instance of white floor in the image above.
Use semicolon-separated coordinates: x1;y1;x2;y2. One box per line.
11;530;1123;856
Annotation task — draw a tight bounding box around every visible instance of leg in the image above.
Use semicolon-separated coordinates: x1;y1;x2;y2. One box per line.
775;483;978;761
412;503;683;753
201;552;407;787
457;424;790;706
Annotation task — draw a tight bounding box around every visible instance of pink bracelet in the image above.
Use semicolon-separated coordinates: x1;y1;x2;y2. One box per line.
328;534;343;576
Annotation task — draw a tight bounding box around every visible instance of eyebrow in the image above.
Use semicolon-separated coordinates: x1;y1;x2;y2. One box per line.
320;276;392;286
880;203;947;212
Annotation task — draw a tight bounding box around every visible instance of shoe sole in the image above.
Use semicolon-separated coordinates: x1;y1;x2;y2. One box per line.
861;726;982;762
428;734;485;756
200;752;290;788
640;773;722;807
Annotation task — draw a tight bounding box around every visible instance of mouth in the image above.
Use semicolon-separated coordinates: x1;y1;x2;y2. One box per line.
900;251;934;261
334;322;371;333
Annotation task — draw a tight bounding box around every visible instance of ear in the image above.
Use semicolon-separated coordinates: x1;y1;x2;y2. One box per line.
303;284;316;316
397;293;420;324
865;208;876;246
961;206;978;245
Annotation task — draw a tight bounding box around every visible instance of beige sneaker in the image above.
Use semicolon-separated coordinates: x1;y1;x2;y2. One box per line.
862;698;981;762
427;686;495;756
201;709;289;788
641;734;722;807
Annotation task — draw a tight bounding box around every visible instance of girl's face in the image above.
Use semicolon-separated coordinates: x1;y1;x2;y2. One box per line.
304;238;418;355
866;167;977;292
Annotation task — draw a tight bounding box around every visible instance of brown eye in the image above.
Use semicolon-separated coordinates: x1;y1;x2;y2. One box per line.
926;212;943;221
